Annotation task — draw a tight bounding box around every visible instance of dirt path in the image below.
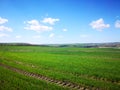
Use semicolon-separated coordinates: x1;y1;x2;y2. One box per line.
0;63;100;90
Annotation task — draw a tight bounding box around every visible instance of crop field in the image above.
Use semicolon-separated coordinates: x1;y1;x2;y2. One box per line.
0;46;120;90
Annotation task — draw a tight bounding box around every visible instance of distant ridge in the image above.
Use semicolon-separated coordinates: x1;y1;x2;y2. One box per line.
0;43;31;46
47;42;120;48
0;42;120;48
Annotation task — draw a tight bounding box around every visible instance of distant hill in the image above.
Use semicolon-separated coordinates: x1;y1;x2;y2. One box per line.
0;43;31;46
0;42;120;48
47;42;120;48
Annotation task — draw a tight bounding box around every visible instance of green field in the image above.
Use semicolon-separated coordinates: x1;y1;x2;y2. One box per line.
0;46;120;90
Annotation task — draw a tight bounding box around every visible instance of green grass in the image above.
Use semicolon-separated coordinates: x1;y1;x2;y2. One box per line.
0;66;68;90
0;46;120;90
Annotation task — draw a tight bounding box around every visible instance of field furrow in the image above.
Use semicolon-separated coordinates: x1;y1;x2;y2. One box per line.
0;63;99;90
0;46;120;90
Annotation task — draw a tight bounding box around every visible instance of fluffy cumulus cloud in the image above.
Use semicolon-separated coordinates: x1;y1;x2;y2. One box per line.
0;33;9;37
33;35;41;38
0;25;12;32
80;34;88;38
49;33;55;38
42;17;59;25
15;35;22;39
24;19;53;32
90;18;110;31
0;17;13;32
0;17;8;24
115;20;120;28
63;28;67;32
58;35;64;38
27;20;39;25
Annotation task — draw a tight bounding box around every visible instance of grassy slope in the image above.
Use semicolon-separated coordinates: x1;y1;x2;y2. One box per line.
0;46;120;90
0;65;68;90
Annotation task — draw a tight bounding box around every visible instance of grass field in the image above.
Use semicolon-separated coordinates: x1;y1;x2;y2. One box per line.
0;46;120;90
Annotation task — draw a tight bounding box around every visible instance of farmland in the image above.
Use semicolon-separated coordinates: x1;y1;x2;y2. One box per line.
0;46;120;90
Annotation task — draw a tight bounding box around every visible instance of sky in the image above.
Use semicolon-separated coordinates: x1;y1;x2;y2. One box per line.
0;0;120;44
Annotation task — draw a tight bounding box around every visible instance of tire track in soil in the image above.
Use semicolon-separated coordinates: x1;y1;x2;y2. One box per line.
6;59;120;85
0;63;100;90
13;61;120;85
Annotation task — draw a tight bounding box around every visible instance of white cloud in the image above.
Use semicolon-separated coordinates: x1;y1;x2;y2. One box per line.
58;35;64;38
24;20;53;32
49;33;55;38
80;34;88;38
27;20;39;25
16;35;21;38
0;17;8;24
63;28;67;32
42;17;59;25
115;20;120;28
90;18;110;31
0;17;13;32
0;33;9;37
0;25;13;32
33;35;41;38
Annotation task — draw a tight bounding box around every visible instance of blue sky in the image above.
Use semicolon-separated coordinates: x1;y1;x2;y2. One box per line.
0;0;120;44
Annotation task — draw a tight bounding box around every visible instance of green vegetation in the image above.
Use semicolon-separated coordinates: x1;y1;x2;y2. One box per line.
0;66;68;90
0;46;120;90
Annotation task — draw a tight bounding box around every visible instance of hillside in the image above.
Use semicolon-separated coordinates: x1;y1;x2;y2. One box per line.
0;42;120;48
